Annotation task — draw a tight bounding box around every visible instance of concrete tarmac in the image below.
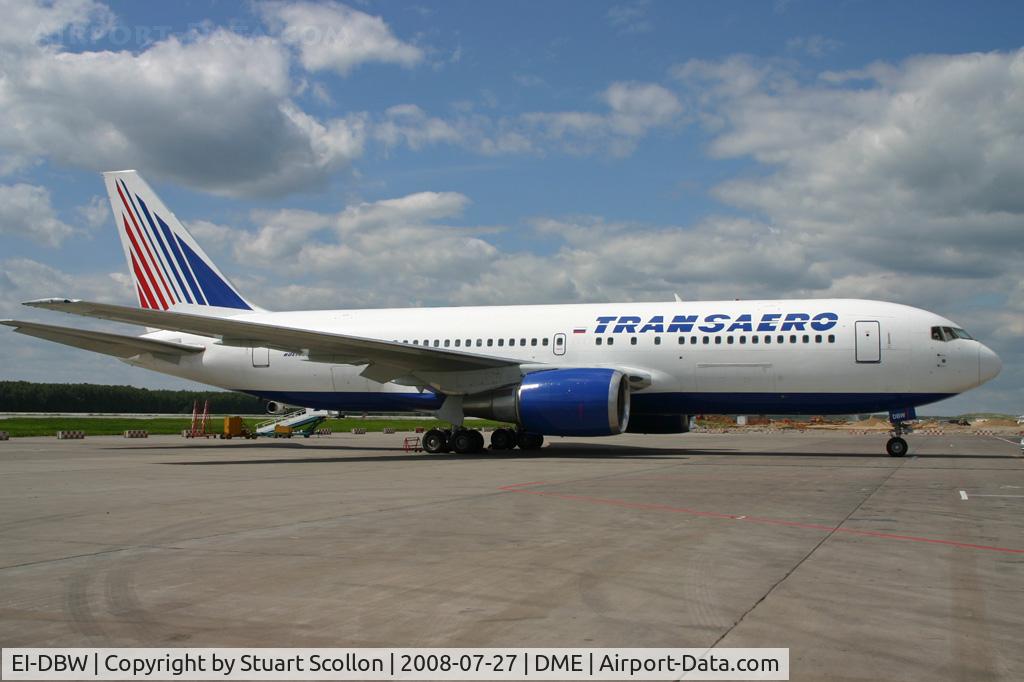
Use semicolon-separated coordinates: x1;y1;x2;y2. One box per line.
1;431;1022;680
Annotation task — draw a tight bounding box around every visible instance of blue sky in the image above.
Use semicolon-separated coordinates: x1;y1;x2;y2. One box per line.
1;0;1022;415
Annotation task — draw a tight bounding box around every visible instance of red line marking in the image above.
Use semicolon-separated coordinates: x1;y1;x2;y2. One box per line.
499;482;1024;555
117;184;172;307
123;214;167;309
130;250;157;309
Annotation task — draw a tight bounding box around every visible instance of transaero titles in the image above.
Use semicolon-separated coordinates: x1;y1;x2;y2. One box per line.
593;312;839;334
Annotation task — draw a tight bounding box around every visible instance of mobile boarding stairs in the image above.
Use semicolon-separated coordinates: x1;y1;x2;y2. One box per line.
255;408;332;438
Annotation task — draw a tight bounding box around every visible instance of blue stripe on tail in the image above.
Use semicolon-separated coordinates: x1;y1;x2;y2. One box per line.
156;215;205;305
176;236;250;309
134;193;193;304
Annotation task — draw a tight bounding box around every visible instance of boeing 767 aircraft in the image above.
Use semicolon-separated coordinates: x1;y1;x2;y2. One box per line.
3;171;1002;456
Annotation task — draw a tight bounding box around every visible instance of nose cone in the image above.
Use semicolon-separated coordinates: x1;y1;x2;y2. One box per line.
978;344;1002;384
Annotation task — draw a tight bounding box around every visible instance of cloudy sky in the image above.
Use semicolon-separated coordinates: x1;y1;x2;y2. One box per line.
1;0;1021;415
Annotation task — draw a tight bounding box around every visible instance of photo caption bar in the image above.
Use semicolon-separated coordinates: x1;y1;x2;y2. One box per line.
2;648;788;680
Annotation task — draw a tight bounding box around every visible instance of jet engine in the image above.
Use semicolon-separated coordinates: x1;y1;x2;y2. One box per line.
463;368;630;436
265;400;296;415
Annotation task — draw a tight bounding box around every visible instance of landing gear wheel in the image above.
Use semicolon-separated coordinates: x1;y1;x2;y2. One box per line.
422;429;448;454
469;430;485;452
518;432;544;450
490;428;517;450
886;436;908;457
452;430;477;454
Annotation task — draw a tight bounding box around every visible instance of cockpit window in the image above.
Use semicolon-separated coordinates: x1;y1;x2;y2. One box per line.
931;326;974;341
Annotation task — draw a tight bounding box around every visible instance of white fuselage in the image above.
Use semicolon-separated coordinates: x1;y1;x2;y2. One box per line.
125;298;1000;417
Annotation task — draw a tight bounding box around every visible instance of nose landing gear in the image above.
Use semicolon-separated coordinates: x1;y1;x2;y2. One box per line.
886;420;911;457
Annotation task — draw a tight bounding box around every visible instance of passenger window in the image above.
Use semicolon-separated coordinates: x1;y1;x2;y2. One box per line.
531;338;537;346
445;339;451;347
815;334;822;343
690;337;697;344
802;335;809;343
555;337;563;346
433;340;439;347
764;335;771;344
466;339;471;347
727;336;734;344
654;337;661;345
454;339;461;347
777;335;784;344
752;336;759;344
739;336;746;344
542;338;549;346
509;338;514;346
678;336;685;345
607;337;614;346
476;339;482;347
828;334;835;343
703;336;710;345
630;337;637;345
497;339;504;347
790;335;797;344
520;338;526;346
715;337;722;344
487;339;493;347
596;337;603;346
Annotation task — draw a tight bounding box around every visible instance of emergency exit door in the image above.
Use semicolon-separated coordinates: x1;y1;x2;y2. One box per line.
553;333;566;356
855;321;880;363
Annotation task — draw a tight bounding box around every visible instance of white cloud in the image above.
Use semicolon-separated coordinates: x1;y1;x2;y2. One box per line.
672;51;1024;283
373;105;463;151
261;0;423;75
606;1;652;35
76;195;108;229
366;82;683;158
334;191;470;233
520;82;682;157
0;0;113;49
0;184;76;247
0;7;366;197
785;35;842;58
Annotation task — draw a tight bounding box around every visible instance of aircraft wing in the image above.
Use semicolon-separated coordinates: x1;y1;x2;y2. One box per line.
1;319;205;358
22;299;520;375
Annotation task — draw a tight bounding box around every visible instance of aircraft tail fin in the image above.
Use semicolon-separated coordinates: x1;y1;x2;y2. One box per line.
103;170;257;312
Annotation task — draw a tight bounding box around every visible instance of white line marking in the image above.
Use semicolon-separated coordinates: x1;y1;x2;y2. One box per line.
959;490;968;500
973;494;1024;498
992;436;1021;445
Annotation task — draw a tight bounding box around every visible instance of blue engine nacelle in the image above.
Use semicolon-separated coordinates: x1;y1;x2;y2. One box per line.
463;368;630;436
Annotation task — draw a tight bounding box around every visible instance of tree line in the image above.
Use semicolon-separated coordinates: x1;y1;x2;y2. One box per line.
0;381;265;414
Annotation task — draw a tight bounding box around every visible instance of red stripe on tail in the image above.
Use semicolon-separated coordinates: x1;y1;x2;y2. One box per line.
130;251;158;309
122;214;167;309
117;183;173;306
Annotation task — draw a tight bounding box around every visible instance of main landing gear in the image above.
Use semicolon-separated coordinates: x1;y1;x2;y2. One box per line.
489;428;544;451
422;427;485;454
420;427;544;454
886;421;911;457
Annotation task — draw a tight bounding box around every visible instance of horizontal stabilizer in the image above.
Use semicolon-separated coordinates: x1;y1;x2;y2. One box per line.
2;319;205;358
